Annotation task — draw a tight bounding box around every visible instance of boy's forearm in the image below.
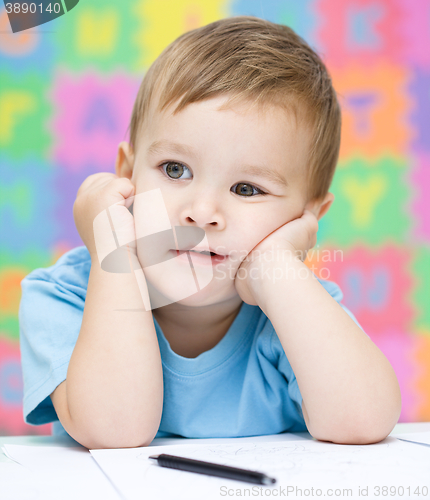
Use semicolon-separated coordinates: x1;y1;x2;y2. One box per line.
251;253;401;444
66;254;163;449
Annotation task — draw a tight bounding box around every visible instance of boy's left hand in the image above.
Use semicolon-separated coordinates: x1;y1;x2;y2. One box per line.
234;210;319;305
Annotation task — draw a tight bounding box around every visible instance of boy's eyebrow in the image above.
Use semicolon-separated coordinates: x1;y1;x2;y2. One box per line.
147;140;198;158
231;164;288;188
147;139;288;187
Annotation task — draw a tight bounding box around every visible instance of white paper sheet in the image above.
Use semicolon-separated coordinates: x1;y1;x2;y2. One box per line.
395;431;430;446
3;444;120;500
0;462;43;500
90;437;430;500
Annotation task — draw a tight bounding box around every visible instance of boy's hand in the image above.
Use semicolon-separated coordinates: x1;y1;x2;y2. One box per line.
73;173;136;261
234;210;319;305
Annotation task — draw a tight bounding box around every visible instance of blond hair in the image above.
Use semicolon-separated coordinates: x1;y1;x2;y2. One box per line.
128;15;341;202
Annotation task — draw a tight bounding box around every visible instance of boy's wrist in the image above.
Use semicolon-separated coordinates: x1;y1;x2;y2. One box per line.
90;244;141;273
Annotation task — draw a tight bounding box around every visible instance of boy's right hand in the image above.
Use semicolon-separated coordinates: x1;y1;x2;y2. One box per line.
73;173;136;262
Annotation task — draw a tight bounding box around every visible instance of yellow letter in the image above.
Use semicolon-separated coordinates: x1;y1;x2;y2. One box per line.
0;91;35;145
77;9;117;56
342;175;387;227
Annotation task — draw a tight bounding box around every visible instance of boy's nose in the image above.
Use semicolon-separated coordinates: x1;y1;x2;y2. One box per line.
185;214;222;229
187;215;217;226
181;198;226;230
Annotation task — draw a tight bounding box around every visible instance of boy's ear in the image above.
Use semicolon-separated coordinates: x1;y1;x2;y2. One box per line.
305;192;335;221
115;141;135;180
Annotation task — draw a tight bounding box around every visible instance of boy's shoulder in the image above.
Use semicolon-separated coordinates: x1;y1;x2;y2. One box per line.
22;245;91;294
25;245;91;277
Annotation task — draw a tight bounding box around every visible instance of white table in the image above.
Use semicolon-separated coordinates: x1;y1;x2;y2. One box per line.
1;421;430;463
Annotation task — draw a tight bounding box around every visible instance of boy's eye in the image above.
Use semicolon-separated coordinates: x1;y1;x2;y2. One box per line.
231;183;266;197
160;161;266;197
162;162;192;179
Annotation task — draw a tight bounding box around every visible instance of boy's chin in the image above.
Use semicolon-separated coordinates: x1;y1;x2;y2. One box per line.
156;282;236;309
141;260;236;309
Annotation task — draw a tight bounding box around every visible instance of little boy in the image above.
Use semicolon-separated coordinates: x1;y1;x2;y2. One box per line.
19;16;401;450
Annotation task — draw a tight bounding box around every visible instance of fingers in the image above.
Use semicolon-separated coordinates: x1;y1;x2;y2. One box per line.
107;204;137;249
77;172;117;196
303;209;319;230
75;172;137;259
110;177;135;206
78;173;135;209
303;210;319;244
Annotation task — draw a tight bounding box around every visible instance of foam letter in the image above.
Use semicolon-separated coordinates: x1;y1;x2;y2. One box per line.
342;175;387;227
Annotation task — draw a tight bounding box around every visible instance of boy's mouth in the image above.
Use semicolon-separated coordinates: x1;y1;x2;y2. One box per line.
169;248;227;263
193;250;216;256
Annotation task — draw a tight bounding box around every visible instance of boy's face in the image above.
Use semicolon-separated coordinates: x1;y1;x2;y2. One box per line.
117;95;333;305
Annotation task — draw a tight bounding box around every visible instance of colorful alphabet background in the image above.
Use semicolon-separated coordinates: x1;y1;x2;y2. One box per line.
0;0;429;436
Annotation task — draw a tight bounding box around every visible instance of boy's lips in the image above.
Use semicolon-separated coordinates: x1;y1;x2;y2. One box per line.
169;248;228;264
186;246;224;255
171;245;226;255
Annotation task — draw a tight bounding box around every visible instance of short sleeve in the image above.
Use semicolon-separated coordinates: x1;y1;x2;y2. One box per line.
18;247;90;426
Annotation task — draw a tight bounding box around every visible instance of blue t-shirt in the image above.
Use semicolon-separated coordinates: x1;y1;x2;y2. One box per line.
19;246;363;441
